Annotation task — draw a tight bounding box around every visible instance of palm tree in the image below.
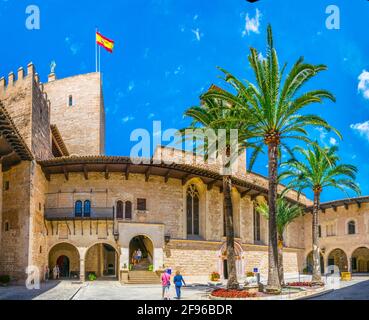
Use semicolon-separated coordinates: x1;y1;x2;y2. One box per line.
181;92;251;289
256;197;302;286
202;24;340;293
281;144;360;283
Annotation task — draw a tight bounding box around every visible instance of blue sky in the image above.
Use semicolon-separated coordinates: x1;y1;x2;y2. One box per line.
1;0;369;202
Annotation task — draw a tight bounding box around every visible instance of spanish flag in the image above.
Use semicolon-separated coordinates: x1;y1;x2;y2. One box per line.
96;31;115;53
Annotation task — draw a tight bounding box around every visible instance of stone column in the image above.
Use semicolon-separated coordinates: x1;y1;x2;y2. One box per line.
78;247;86;282
120;247;129;270
153;247;164;271
80;258;85;282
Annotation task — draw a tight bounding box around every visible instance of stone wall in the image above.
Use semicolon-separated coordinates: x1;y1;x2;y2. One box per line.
0;162;31;280
44;72;105;155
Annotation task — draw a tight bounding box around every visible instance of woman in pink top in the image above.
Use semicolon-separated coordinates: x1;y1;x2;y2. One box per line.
161;269;171;300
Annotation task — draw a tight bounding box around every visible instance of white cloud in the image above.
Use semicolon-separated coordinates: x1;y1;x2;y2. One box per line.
192;28;202;41
258;52;266;62
350;121;369;141
193;14;198;21
65;36;82;55
242;9;262;37
122;116;135;123
127;81;135;92
358;70;369;99
147;113;155;119
329;137;338;146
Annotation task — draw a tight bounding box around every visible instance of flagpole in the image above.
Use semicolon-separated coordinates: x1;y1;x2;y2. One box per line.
95;28;98;72
99;44;101;73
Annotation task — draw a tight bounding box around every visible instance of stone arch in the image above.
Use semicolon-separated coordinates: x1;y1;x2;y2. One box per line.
218;241;244;279
48;242;80;279
351;246;369;273
327;248;349;273
306;250;325;274
84;241;120;279
129;234;154;270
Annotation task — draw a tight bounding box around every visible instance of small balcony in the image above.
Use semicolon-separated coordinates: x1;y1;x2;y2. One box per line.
44;207;114;221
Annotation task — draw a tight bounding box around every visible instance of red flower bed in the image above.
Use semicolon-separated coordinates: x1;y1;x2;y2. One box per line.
211;289;258;298
287;282;323;287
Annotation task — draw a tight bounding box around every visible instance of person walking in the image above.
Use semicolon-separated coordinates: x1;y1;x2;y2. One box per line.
137;249;142;264
53;264;60;279
132;250;137;265
173;271;186;299
161;269;171;300
45;265;50;281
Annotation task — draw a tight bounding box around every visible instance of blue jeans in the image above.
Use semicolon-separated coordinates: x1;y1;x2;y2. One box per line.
175;286;182;299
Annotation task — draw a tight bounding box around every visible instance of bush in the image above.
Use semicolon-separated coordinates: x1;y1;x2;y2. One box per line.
246;272;255;277
88;273;97;281
0;275;10;284
148;265;154;271
212;289;257;298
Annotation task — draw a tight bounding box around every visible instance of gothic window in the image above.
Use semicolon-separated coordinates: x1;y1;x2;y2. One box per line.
75;200;82;217
125;201;132;219
348;220;356;235
116;201;124;219
253;208;261;242
84;200;91;217
186;184;200;236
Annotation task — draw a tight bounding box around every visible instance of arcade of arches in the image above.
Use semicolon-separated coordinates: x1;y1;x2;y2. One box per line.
48;242;118;280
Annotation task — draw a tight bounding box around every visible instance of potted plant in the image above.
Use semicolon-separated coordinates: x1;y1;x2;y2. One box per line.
148;264;154;272
210;272;221;282
88;273;97;281
0;275;10;287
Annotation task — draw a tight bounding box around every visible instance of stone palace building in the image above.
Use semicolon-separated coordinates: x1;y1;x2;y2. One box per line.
0;64;368;284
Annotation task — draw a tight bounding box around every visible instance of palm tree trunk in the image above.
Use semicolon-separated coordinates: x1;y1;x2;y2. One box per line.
223;175;239;289
266;142;281;293
278;234;285;287
312;191;322;283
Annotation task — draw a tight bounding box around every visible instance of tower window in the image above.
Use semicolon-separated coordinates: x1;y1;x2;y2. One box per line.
68;95;73;107
4;221;9;232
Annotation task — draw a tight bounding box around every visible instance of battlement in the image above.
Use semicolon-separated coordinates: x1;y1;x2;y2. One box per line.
0;62;49;102
0;62;53;160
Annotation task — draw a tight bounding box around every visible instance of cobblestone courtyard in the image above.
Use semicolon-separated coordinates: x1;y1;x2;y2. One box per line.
1;276;369;300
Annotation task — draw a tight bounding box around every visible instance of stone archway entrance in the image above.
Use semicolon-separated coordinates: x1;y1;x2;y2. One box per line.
219;242;243;280
306;251;325;274
351;247;369;273
129;235;154;271
328;248;348;273
48;243;80;280
85;243;119;279
56;255;70;278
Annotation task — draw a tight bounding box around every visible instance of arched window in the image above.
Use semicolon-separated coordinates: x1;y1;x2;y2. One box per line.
186;185;200;236
125;201;132;219
348;220;356;235
68;95;73;107
75;200;82;217
253;208;261;242
84;200;91;217
116;201;124;219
